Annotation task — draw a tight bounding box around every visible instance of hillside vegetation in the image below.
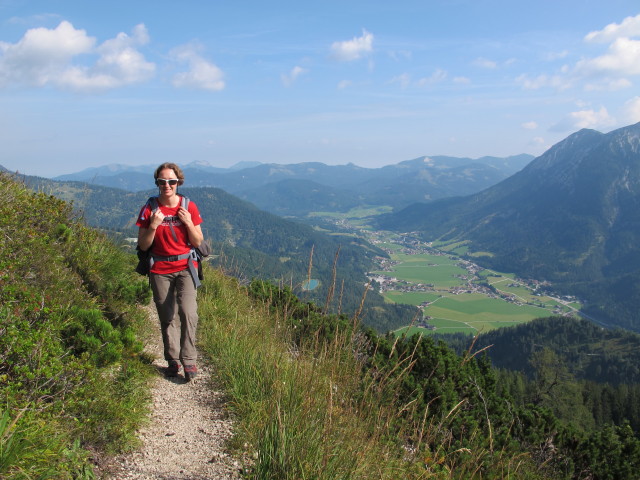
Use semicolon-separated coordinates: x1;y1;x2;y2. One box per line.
0;173;152;477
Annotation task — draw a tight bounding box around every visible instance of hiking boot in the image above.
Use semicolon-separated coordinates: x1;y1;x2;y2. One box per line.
165;361;181;377
184;364;198;381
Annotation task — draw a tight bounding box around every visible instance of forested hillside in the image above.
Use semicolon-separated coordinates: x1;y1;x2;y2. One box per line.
436;317;640;434
442;317;640;384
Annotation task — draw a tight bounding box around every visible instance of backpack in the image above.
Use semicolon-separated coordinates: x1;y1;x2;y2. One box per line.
135;195;211;288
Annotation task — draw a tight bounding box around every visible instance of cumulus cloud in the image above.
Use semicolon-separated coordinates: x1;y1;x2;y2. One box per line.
0;21;155;92
281;65;308;87
516;14;640;93
575;37;640;78
572;14;640;89
170;44;224;91
551;106;615;132
330;29;373;61
585;14;640;43
522;121;538;130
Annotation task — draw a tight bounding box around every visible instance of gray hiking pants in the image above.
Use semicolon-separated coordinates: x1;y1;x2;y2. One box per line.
150;269;199;365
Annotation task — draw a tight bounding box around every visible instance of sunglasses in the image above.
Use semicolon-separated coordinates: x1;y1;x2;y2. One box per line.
156;179;179;186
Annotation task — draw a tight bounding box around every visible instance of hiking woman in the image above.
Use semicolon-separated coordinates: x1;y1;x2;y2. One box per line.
136;162;204;381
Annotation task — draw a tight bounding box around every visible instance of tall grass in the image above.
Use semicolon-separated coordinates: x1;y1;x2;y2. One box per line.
198;268;424;478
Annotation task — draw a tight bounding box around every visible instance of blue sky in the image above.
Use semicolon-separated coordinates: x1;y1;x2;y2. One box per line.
2;0;640;177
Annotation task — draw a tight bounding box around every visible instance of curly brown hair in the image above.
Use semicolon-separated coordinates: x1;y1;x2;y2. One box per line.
154;162;185;186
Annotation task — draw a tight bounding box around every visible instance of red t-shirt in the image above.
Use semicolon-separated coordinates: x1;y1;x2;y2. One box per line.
136;197;203;274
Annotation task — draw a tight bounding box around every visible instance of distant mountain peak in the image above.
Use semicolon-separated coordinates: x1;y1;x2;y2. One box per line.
229;161;263;171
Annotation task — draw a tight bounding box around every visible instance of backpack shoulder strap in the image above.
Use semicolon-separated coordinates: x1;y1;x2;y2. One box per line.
180;194;190;210
147;196;159;213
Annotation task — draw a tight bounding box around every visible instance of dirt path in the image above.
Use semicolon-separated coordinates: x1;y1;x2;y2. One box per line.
99;306;242;479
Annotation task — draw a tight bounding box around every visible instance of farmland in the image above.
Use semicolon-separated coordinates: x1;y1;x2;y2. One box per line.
366;232;580;335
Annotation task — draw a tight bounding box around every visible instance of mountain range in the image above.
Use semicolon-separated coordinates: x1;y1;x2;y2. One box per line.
52;154;533;215
8;124;640;332
378;122;640;331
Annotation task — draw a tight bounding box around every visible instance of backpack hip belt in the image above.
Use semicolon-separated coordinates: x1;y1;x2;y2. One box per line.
150;249;201;289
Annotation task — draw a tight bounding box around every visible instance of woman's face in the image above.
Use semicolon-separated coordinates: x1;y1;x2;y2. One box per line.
156;168;179;197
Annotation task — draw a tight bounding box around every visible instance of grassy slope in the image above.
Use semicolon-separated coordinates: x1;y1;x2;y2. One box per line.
0;173;153;478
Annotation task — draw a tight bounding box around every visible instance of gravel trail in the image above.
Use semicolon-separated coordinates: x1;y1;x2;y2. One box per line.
99;306;241;479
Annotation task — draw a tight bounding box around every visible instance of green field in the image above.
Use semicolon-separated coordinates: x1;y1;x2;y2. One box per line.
375;246;579;335
372;253;467;287
383;291;441;306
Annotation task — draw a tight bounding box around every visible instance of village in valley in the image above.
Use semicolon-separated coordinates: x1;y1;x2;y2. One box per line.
364;231;580;332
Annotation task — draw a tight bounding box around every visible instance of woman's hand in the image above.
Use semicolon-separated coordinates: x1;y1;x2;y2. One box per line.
177;206;193;227
150;209;165;229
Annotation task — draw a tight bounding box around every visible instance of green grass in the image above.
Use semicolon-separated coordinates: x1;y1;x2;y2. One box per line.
418;294;551;333
383;291;441;306
372;252;467;287
0;173;152;478
197;270;418;479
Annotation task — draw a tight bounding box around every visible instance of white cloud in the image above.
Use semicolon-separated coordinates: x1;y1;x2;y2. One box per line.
576;38;640;75
516;73;572;90
337;79;352;89
585;14;640;43
622;96;640;124
570;15;640;90
390;73;411;88
88;24;154;87
281;65;308;87
516;14;640;93
0;21;155;92
453;76;470;84
575;37;640;77
522;121;538;130
543;50;569;61
170;44;224;91
417;68;447;86
584;77;632;91
330;29;373;62
472;57;497;69
551;106;615;132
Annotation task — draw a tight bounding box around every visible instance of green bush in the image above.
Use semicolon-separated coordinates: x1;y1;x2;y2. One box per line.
0;173;152;477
